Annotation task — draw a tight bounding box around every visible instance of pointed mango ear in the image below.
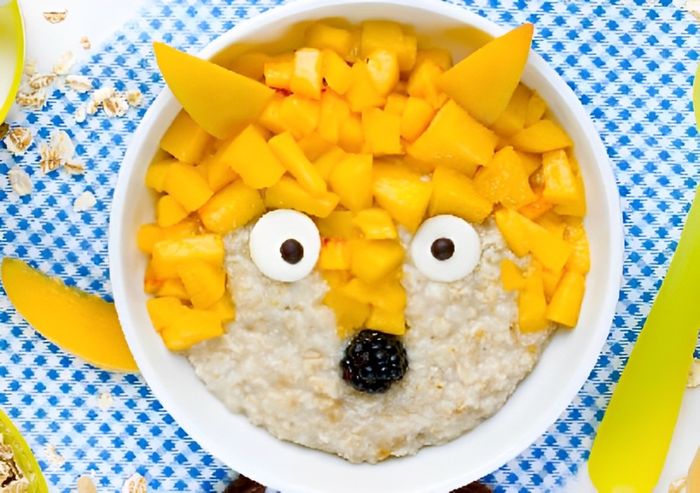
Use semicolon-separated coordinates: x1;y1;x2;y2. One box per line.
153;41;274;139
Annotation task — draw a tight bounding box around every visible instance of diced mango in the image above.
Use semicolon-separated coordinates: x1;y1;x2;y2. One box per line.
429;165;492;223
494;208;532;257
500;259;526;291
258;94;287;134
160;217;200;241
415;48;452;71
341;277;406;312
144;261;162;293
160;305;224;351
163;162;214;212
269;132;328;196
318;238;352;270
156;278;189;300
350;239;404;284
157;194;189;227
400;97;435;142
373;161;432;232
366;306;406;335
137;224;162;253
279;94;321;139
362;108;402;155
139;218;201;254
305;23;354;57
407;59;446;109
519;194;553;220
264;177;340;217
473;146;535;208
322;270;352;289
338;113;364;152
146;296;185;332
290;48;323;99
228;52;270;80
160;111;213;164
366;49;400;96
438;24;534;125
525;92;547;126
316;210;357;238
321;49;353;95
408;100;497;176
221;124;285;189
318;90;351;144
546;270;585;327
541;149;578;205
540;264;563;301
353;208;397;239
346;61;386;112
554;171;587;217
198;181;265;234
516;151;541;176
176;258;226;309
360;21;415;71
151;234;225;279
518;271;549;332
536;211;567;239
491;84;531;137
200;150;239;192
510;119;573;153
206;295;236;323
329;153;373;211
145;158;177;192
384;93;408;115
323;288;370;338
564;223;590;273
314;146;346;180
263;54;294;90
298;133;333;161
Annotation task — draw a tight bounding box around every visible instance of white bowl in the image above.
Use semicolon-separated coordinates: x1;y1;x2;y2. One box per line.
109;1;624;491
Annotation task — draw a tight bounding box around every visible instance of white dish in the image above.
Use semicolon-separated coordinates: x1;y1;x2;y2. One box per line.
109;1;624;491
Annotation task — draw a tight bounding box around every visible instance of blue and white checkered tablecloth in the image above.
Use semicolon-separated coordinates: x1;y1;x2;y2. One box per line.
0;0;698;491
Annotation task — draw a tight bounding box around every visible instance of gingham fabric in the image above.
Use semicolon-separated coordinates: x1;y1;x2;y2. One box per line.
0;0;698;491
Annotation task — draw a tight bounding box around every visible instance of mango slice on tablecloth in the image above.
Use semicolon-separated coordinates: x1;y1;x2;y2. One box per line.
1;257;137;372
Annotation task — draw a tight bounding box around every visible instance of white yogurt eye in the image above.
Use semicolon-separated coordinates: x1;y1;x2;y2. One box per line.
249;209;321;282
410;215;482;283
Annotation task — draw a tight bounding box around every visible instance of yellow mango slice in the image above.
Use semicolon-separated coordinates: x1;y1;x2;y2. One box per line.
200;150;238;192
151;234;225;279
438;23;534;125
318;90;351;144
516;150;542;176
323;288;370;338
518;270;549;332
145;157;177;192
298;133;333;161
157;194;189;227
366;306;406;335
228;52;270;80
491;84;531;137
525;92;547;126
291;48;323;99
510;119;573;153
163;162;214;212
500;259;526;291
401;96;435;142
473;146;535;209
137;218;200;254
314;146;346;180
407;59;446;109
305;22;354;57
153;42;274;139
353;208;397;239
338;113;364;152
155;278;189;300
494;208;532;257
415;48;452;71
350;239;404;284
176;258;226;309
429;165;493;223
362;108;402;156
385;93;408;115
264;177;340;217
346;60;386;113
322;270;352;289
137;224;162;253
360;20;416;71
373;161;432;232
408;100;497;176
160;111;213;164
279;94;321;139
268;132;327;196
1;258;137;372
546;270;585;327
160;305;224;351
366;49;400;96
329;153;373;211
541;149;578;205
341;277;406;312
536;211;567;239
316;210;358;238
198;181;265;234
554;171;587;217
206;295;236;323
519;194;553;220
321;49;353;95
564;223;591;273
258;93;287;134
263;53;294;90
147;296;185;332
220;124;285;189
318;238;352;270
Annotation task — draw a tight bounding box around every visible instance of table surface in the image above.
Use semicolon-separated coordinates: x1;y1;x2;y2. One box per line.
10;0;700;491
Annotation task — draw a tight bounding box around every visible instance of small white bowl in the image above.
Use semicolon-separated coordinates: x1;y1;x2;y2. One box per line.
109;1;624;491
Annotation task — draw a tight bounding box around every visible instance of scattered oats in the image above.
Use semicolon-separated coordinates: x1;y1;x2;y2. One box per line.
39;143;62;173
86;99;99;115
64;161;85;175
43;9;68;24
125;89;143;107
103;94;129;118
74;105;87;124
0;123;8;140
44;444;64;468
39;130;75;174
28;73;56;90
77;475;97;493
668;476;686;493
122;473;147;493
4;127;33;155
65;75;92;93
80;36;92;50
24;59;37;77
52;51;76;75
8;168;33;196
73;191;97;212
15;89;47;109
689;359;700;388
92;86;115;105
687;0;700;20
97;391;114;410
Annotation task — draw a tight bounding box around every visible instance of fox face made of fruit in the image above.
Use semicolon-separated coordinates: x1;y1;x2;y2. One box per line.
141;20;589;394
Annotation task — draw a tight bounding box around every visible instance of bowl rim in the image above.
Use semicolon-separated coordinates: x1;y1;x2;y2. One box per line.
109;0;625;491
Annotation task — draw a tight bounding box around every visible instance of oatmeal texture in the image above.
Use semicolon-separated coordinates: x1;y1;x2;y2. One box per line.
188;222;551;463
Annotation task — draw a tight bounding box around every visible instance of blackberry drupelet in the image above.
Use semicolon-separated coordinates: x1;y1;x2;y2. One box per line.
340;330;408;393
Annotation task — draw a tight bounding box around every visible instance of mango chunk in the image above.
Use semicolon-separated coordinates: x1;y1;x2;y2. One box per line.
518;271;549;333
316;210;357;238
366;306;406;335
473;146;535;209
510;119;573;153
323;288;370;338
279;94;321;139
298;132;334;161
328;153;374;211
519;194;553;220
147;296;185;332
554;171;587;217
137;218;200;254
407;59;446;109
360;20;416;71
564;223;590;273
373;161;432;232
362;108;403;156
415;48;452;71
341;277;406;312
221;124;285;189
306;23;354;57
157;194;189;227
163;162;214;212
199;181;265;234
321;49;353;95
151;234;225;279
268;132;328;196
408;100;497;176
318;90;351;144
153;42;274;139
491;84;531;137
137;224;162;253
500;259;526;291
385;93;408;115
264;177;340;217
338;113;364;152
161;305;224;351
541;149;578;205
438;23;534;125
429;165;492;223
314;146;346;180
201;149;238;192
145;157;177;192
263;54;294;90
401;96;435;142
525;92;547;126
346;60;386;112
350;239;404;284
366;49;400;96
258;93;288;134
160;111;214;164
155;278;189;300
1;257;137;372
353;208;397;239
318;238;352;270
546;270;585;327
206;295;236;323
176;258;226;309
291;48;323;99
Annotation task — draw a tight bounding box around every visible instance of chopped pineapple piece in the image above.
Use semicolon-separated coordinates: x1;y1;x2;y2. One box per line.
163;162;214;212
353;208;397;239
199;181;265;234
429;165;492;223
160;111;213;164
264;177;339;217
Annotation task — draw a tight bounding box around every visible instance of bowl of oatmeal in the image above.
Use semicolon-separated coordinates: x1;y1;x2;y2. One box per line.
109;0;624;491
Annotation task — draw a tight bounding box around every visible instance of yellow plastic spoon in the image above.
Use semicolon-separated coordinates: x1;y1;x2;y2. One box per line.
589;185;700;492
0;0;24;123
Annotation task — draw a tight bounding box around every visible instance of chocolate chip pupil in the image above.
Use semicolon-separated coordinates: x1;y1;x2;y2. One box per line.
280;238;304;264
431;237;455;261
